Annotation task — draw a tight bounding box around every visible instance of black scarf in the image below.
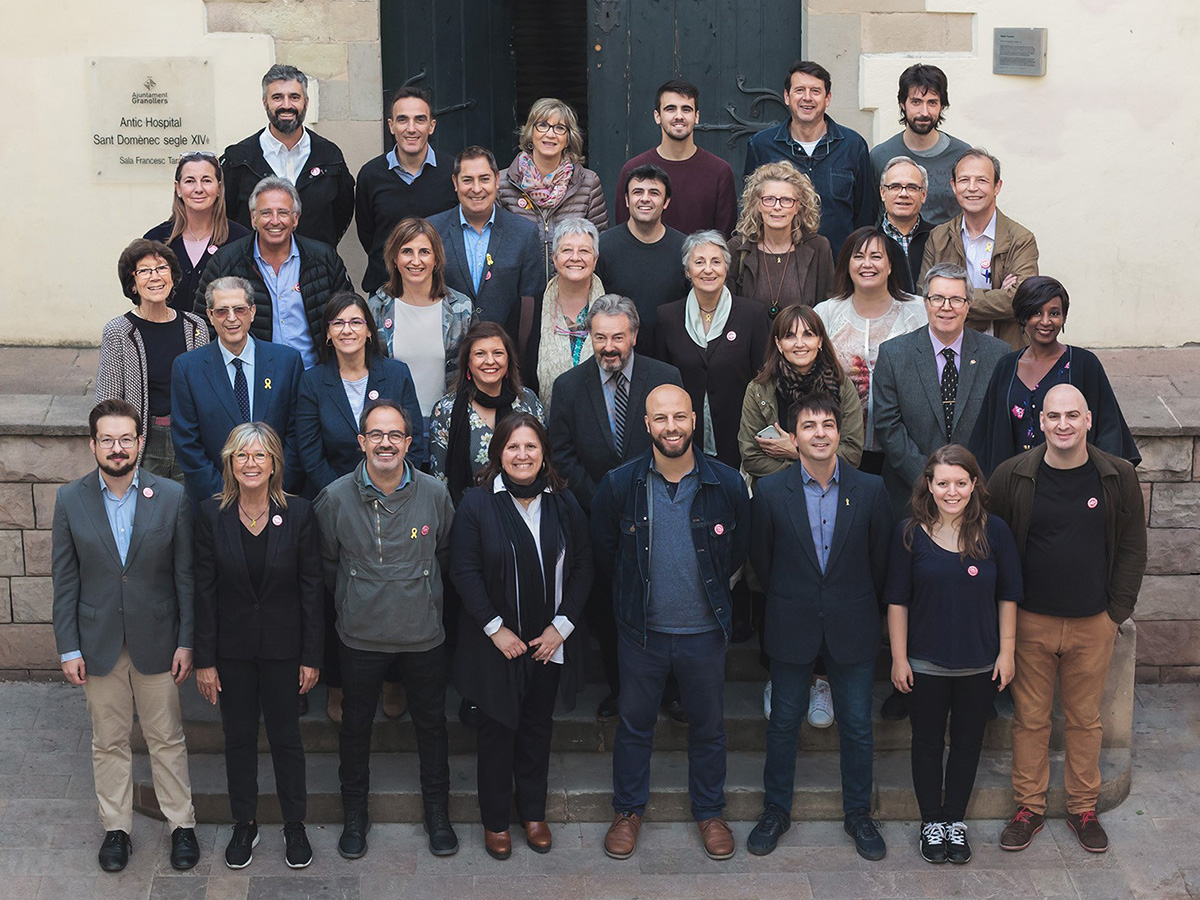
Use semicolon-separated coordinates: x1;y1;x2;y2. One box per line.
446;383;517;505
494;481;562;644
775;358;841;418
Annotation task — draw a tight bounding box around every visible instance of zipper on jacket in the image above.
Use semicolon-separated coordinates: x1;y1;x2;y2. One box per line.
374;499;383;564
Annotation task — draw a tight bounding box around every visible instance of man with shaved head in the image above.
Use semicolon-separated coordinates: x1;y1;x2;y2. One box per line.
591;384;751;862
988;384;1146;854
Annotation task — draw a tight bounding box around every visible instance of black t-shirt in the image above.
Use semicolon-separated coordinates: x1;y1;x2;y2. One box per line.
127;312;187;417
240;521;268;595
595;224;688;354
1022;459;1108;617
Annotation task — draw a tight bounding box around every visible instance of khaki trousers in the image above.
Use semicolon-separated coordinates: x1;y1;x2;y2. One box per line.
1010;609;1117;815
82;645;196;833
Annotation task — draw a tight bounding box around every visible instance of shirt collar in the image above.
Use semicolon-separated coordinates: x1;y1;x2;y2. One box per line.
800;458;839;487
260;126;310;157
459;205;496;230
928;327;965;359
99;467;140;499
386;144;436;172
253;235;299;263
960;209;998;241
361;458;411;495
649;455;698;481
219;334;256;368
603;351;636;384
491;473;551;495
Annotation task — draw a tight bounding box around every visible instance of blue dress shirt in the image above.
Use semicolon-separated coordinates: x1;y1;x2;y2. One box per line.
459;206;496;293
800;459;840;574
387;145;437;186
253;236;317;368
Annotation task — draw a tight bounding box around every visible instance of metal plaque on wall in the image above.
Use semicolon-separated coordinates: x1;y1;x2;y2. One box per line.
87;57;217;181
993;28;1047;77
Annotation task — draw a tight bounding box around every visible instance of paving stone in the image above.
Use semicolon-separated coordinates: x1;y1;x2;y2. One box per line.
0;624;56;669
11;576;52;623
1137;437;1193;483
1150;482;1200;527
0;580;10;625
0;435;93;483
0;485;34;529
0;532;22;577
1146;528;1200;575
1160;666;1200;683
1137;621;1200;667
22;530;51;577
32;484;58;529
1136;576;1200;620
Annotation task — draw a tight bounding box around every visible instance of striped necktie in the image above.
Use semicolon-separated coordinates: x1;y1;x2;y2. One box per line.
612;371;628;455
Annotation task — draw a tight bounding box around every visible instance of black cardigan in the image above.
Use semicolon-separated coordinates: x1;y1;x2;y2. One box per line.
449;483;593;730
968;344;1141;476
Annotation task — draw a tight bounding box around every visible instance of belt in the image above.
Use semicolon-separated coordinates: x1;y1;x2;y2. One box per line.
151;415;172;426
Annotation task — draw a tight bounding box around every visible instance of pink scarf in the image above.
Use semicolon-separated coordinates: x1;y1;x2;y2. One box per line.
515;151;574;210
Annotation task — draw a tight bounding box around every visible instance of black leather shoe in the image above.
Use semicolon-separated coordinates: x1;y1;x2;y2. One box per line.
844;812;886;861
424;806;459;856
338;809;370;859
458;697;480;728
746;806;790;856
880;689;909;721
98;830;130;872
663;699;688;725
170;826;200;870
597;693;620;721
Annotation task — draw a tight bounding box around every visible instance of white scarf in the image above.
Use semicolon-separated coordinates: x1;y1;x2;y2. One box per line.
684;286;733;348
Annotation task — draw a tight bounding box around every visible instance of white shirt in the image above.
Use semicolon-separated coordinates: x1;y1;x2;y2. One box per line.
259;127;312;184
483;476;574;664
960;210;998;291
389;299;447;417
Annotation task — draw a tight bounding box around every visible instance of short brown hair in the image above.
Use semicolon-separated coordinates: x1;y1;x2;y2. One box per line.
382;217;448;301
89;398;142;439
117;239;180;305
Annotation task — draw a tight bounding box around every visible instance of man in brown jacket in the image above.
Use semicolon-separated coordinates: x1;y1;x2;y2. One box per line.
987;384;1146;855
920;148;1038;348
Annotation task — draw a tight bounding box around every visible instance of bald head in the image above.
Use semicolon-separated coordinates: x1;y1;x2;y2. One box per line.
646;383;692;417
1041;383;1092;461
645;384;695;461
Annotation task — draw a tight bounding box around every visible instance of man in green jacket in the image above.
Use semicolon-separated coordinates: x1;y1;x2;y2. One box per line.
987;384;1145;855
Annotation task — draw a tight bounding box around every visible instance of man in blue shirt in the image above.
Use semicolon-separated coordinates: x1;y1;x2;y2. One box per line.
743;61;876;255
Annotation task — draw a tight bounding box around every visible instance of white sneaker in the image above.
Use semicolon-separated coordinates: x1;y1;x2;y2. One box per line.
763;680;772;720
806;678;834;728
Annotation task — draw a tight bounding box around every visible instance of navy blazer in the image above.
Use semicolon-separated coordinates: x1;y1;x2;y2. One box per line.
295;355;425;492
427;204;545;342
749;461;892;666
171;339;304;503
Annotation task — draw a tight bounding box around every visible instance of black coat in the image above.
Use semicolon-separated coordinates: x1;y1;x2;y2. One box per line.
222;128;355;248
449;484;593;730
652;294;771;469
193;234;352;345
192;496;324;669
144;219;251;315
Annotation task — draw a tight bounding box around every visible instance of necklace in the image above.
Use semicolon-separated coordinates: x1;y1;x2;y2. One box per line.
239;502;269;528
697;303;719;323
183;228;212;242
758;246;794;317
761;240;794;263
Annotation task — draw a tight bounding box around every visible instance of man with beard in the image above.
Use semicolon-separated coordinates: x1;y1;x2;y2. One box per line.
223;65;356;249
870;65;970;226
313;399;458;859
548;295;682;720
614;80;737;237
52;399;200;874
591;385;750;861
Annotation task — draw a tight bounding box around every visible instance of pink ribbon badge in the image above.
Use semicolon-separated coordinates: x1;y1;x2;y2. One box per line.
1088;497;1098;509
726;330;737;341
368;390;379;400
421;525;430;536
272;514;283;526
713;523;725;536
967;565;979;577
142;487;154;498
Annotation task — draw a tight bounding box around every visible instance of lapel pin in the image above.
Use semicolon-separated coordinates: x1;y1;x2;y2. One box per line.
384;318;393;329
368;389;379;400
421;525;430;535
264;378;272;390
713;523;725;535
1088;497;1098;508
726;330;737;341
970;359;977;365
485;271;492;281
310;166;321;177
142;486;154;498
967;565;979;577
292;283;301;292
272;514;283;526
844;497;850;506
207;244;218;255
486;253;494;266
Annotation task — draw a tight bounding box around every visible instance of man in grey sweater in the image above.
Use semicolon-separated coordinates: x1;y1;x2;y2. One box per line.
314;399;457;860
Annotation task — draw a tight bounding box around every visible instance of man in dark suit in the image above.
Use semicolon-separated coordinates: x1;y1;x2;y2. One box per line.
548;294;683;719
51;399;200;873
173;276;304;504
427;146;545;353
747;392;892;860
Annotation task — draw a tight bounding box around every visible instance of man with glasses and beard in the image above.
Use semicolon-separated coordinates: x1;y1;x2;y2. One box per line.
222;65;356;249
590;385;750;862
52;399;200;874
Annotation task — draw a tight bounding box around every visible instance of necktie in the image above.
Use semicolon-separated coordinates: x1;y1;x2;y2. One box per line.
232;358;251;423
613;372;628;455
940;347;958;440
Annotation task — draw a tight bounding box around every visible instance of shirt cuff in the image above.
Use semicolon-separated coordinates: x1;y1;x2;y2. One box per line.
483;616;503;637
552;615;574;640
60;651;83;663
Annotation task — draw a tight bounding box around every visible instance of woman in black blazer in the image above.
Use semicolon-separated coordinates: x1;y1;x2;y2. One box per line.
295;291;423;722
449;412;593;860
653;230;770;469
193;422;323;870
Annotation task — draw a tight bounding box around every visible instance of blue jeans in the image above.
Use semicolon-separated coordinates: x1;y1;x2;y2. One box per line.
613;629;727;821
763;651;875;815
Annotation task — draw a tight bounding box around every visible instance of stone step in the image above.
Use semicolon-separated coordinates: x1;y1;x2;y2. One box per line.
132;746;1131;824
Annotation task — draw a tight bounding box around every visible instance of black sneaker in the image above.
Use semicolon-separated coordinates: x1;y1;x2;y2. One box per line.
225;821;258;869
945;820;972;864
746;806;791;856
424;807;459;856
919;820;947;864
284;822;313;868
844;811;886;861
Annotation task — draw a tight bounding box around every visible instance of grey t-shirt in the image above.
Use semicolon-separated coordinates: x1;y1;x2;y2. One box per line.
870;130;972;226
647;468;720;634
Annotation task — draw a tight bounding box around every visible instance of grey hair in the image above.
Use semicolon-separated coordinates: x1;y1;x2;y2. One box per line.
880;155;929;190
551;217;600;255
680;230;732;272
261;65;308;99
921;262;973;304
586;294;640;333
205;276;256;309
249;176;302;217
953;147;1002;183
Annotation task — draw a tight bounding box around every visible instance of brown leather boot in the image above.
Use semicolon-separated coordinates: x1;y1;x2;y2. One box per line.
523;820;552;853
484;829;512;860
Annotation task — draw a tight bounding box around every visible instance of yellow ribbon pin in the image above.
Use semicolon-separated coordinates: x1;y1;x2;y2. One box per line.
264;378;272;390
486;253;494;266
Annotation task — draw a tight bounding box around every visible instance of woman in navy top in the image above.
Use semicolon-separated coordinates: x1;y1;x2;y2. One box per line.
886;444;1021;866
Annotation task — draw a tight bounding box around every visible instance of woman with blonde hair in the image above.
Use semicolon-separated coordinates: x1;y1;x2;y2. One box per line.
729;162;834;317
193;422;323;870
498;98;609;280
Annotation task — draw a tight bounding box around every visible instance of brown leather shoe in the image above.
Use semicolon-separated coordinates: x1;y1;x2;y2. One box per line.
484;829;512;860
698;816;735;860
603;811;642;859
999;806;1045;851
1066;811;1109;853
523;821;552;853
382;681;407;718
326;686;344;724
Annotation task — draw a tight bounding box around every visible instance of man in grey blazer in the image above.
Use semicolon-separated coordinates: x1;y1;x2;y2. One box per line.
428;146;545;353
52;399;199;873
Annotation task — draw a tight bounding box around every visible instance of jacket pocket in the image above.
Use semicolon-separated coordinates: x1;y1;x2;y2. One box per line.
337;569;440;647
154;598;177;619
78;602;98;621
829;168;854;202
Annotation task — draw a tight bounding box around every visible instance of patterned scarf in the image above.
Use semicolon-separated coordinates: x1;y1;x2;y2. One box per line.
775;357;842;419
515;151;575;210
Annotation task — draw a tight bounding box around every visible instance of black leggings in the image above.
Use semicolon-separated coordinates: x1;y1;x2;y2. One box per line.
908;669;995;822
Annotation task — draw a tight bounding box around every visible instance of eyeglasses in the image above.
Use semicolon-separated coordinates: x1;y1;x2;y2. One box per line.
96;436;138;449
134;264;171;279
883;182;925;195
533;121;569;135
926;294;969;309
759;195;797;209
211;305;253;319
330;318;367;331
364;430;410;444
234;450;269;464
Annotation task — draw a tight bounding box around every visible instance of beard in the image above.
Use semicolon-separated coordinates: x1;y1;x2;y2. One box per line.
99;456;136;478
905;114;937;135
652;431;693;459
269;105;306;135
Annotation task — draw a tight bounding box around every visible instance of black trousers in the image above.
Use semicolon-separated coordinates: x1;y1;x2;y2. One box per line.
475;660;561;832
216;656;307;823
338;640;450;813
586;574;620;697
908;669;995;822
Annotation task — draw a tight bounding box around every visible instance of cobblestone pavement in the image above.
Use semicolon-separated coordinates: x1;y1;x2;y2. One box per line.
0;681;1196;899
